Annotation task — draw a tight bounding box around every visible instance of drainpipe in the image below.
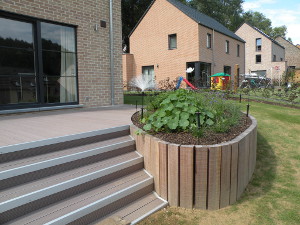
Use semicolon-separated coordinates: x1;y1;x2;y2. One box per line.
109;0;115;105
212;29;215;75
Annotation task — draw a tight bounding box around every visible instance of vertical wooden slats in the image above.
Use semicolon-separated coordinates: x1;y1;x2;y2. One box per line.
230;142;239;204
194;146;208;209
179;145;194;208
220;144;231;208
129;120;258;210
158;142;168;199
168;144;180;207
207;146;222;210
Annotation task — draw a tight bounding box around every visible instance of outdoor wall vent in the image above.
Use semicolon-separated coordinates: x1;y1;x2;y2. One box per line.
100;20;107;28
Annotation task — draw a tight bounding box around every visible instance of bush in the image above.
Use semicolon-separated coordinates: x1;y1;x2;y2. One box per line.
141;89;241;135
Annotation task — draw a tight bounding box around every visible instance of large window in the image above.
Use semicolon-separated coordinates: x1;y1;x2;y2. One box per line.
256;38;262;51
0;13;77;109
256;54;261;63
168;34;177;50
186;62;211;88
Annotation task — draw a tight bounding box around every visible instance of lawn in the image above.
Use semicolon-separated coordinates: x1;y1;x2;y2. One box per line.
125;94;300;225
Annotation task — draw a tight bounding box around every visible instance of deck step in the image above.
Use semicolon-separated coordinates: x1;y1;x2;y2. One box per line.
0;126;168;224
0;136;135;190
4;171;154;225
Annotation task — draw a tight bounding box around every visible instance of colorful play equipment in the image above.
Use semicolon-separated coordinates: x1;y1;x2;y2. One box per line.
210;73;231;90
176;76;197;90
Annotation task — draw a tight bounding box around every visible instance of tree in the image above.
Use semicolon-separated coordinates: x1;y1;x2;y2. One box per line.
270;25;287;39
189;0;244;31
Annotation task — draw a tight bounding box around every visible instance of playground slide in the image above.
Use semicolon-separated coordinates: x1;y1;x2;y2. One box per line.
176;76;197;90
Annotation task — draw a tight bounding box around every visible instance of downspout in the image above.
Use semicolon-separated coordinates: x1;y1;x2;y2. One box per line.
109;0;115;105
212;29;215;75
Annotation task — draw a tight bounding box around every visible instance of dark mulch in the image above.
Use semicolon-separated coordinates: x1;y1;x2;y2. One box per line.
131;112;252;145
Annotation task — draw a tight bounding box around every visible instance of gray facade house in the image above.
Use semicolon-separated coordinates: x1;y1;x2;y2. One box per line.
0;0;123;112
236;23;287;80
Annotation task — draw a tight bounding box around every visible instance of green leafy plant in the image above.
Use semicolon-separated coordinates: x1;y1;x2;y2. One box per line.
142;89;216;132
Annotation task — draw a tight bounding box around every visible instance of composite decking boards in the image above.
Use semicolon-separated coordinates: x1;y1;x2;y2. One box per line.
194;146;208;209
158;142;168;199
167;144;179;207
179;145;194;208
230;142;239;204
143;135;151;173
0;106;136;147
220;144;231;208
207;146;221;210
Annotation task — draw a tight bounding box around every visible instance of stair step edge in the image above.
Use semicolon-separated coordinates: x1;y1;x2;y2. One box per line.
0;140;135;180
0;125;130;154
43;177;154;225
0;156;144;212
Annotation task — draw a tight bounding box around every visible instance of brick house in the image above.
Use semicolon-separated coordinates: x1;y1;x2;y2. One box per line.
235;23;287;80
275;37;300;69
0;0;123;112
123;0;245;89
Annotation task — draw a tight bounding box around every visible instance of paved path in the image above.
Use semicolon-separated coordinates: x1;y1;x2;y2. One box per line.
0;105;137;147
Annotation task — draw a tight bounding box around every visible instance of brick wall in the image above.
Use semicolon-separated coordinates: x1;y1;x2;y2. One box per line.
127;0;244;88
122;53;135;89
235;23;286;78
1;0;123;107
275;37;300;68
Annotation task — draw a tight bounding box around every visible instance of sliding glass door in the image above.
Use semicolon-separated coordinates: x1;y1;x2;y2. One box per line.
0;13;78;109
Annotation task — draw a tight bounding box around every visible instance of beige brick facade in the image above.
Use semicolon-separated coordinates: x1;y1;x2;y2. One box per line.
275;37;300;68
1;0;123;108
235;23;287;79
124;0;245;88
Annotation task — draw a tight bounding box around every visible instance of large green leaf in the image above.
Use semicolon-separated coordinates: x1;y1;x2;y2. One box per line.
153;120;163;128
179;118;189;129
206;118;214;126
167;119;178;130
143;124;152;131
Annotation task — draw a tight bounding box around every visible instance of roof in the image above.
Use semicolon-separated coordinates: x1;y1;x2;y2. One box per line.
275;36;300;51
166;0;245;42
240;23;285;49
129;0;245;43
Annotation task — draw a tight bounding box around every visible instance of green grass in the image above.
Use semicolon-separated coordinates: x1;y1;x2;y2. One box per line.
134;99;300;225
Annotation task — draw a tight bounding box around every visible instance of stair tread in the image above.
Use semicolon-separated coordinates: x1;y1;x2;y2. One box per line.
0;151;141;203
101;192;167;224
6;170;152;225
0;135;132;172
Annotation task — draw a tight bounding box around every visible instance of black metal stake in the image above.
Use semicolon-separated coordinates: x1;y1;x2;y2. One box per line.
141;91;144;109
239;93;242;103
135;100;138;112
196;112;201;145
141;107;144;119
246;104;250;117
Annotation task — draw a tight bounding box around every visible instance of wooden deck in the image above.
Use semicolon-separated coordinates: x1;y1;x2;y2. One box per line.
0;105;137;147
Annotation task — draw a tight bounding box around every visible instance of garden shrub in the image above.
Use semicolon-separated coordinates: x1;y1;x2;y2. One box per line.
141;89;241;135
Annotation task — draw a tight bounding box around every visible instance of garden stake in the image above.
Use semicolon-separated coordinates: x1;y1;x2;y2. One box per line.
239;93;242;103
141;107;144;119
135;100;138;112
196;112;201;145
247;94;250;117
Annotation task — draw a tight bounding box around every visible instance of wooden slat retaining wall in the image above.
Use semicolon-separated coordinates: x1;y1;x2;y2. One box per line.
130;116;257;210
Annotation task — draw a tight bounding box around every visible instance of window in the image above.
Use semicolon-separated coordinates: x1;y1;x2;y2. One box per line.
256;55;261;63
207;33;212;48
256;38;262;51
186;62;211;88
280;58;283;61
0;14;78;108
273;55;276;62
224;66;231;75
142;66;155;84
168;34;177;49
225;40;229;53
237;44;240;57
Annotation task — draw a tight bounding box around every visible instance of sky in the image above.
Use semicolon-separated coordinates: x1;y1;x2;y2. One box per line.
243;0;300;45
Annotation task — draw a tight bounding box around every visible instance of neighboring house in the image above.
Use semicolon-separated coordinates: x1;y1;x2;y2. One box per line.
296;44;300;49
0;0;122;111
275;37;300;69
235;23;287;80
123;0;245;89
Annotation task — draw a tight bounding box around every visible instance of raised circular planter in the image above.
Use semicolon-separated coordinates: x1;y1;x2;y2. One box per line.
130;115;257;210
